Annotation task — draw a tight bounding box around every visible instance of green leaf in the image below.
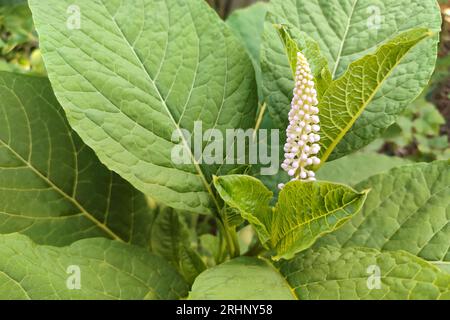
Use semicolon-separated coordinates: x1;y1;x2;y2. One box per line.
147;204;206;284
213;175;368;260
272;181;368;260
189;257;296;300
277;246;450;300
226;2;267;101
199;234;223;266
213;175;272;245
412;100;446;136
316;161;450;265
0;71;155;246
264;0;441;158
317;28;432;164
0;1;33;42
316;153;411;186
178;245;207;285
0;233;189;299
29;0;257;215
189;247;450;300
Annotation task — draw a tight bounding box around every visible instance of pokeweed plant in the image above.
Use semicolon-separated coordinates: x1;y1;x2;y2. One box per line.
0;0;448;300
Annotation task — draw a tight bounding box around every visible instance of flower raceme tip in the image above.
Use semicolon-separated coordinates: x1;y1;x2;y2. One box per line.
279;52;321;190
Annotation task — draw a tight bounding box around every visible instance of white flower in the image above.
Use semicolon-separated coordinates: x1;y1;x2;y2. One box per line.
280;52;321;188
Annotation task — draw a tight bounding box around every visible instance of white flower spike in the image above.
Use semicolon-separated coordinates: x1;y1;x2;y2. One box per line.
280;52;321;188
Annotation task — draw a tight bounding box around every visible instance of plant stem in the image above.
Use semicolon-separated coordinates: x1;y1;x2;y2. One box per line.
217;215;240;259
253;102;267;141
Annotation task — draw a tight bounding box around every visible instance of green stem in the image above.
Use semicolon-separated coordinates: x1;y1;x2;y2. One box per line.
217;215;240;259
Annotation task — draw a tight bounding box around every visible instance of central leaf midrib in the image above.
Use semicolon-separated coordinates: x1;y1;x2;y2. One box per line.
99;1;221;214
319;34;428;165
274;195;361;246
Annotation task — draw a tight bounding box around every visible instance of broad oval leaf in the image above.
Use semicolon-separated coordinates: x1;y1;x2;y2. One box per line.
0;71;155;246
263;0;441;159
29;0;258;215
277;246;450;300
226;2;268;101
189;257;296;300
189;247;450;300
0;233;189;299
316;161;450;265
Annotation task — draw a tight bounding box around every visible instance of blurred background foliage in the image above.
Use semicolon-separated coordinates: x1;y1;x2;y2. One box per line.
0;0;44;75
0;0;448;163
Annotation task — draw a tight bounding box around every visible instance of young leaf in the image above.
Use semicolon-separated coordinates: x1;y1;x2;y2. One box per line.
29;0;258;215
260;18;331;130
0;233;189;299
213;175;273;245
189;257;296;300
316;161;450;265
0;71;154;246
272;23;331;99
317;28;432;164
272;181;368;260
213;175;368;260
277;246;450;300
264;0;441;158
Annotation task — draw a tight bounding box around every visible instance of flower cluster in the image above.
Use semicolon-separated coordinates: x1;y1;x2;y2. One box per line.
279;52;321;189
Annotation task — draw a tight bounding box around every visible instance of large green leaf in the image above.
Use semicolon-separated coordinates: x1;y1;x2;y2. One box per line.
0;233;189;299
29;0;257;215
263;0;441;159
226;2;267;101
277;246;450;300
316;161;450;265
189;257;296;300
0;71;155;246
213;175;368;260
316;153;411;186
189;247;450;300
